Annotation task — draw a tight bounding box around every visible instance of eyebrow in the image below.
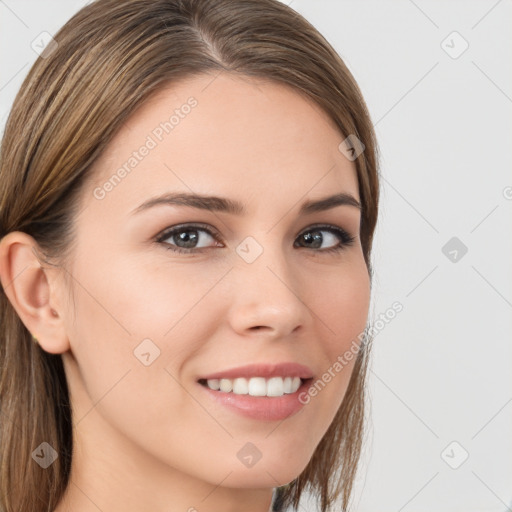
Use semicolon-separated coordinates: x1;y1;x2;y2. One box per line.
130;191;362;216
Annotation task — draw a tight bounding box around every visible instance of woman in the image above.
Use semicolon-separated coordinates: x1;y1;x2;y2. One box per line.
0;0;380;510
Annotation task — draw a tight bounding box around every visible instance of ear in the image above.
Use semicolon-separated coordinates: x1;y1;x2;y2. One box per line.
0;231;70;354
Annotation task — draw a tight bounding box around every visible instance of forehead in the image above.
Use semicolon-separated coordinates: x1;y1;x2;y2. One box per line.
81;73;359;218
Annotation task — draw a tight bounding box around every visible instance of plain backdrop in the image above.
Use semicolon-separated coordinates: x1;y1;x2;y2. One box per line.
1;1;511;511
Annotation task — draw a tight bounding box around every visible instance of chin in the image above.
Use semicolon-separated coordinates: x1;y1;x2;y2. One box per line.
217;453;312;489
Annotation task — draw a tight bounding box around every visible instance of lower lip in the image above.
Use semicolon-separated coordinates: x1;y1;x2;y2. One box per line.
197;379;312;421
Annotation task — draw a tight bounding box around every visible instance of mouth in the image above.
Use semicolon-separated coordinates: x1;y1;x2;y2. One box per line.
195;362;315;421
197;376;312;398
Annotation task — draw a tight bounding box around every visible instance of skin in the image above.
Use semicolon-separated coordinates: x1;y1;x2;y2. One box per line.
0;73;370;512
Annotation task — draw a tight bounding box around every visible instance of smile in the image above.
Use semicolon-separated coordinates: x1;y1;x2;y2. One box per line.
199;376;303;397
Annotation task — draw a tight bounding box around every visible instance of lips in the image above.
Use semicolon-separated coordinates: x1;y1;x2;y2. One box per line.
197;374;313;421
195;362;315;420
197;362;315;381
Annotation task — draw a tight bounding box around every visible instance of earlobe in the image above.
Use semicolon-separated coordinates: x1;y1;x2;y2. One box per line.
0;231;70;354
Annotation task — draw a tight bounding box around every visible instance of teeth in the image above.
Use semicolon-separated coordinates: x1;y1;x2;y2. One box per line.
233;377;249;394
267;377;284;397
207;379;220;390
283;376;293;393
205;376;302;397
219;379;233;392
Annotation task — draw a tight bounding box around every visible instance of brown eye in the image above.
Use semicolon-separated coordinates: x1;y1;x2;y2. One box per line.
294;225;356;253
156;224;222;254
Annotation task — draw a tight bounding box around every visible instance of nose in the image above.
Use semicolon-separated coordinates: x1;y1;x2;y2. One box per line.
226;243;311;339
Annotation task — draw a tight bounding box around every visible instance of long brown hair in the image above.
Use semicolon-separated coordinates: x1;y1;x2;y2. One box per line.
0;0;380;510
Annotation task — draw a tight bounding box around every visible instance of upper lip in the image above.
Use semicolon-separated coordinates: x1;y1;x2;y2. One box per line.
198;362;314;381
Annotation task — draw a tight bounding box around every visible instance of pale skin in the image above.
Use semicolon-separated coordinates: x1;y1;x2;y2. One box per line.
0;73;370;512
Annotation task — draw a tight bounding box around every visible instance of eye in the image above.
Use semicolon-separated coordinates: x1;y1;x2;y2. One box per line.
155;223;223;254
294;224;356;253
155;223;356;254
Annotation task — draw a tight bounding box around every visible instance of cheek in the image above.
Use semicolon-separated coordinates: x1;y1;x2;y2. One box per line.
64;253;237;477
308;257;371;354
69;250;229;362
64;251;232;425
299;257;370;419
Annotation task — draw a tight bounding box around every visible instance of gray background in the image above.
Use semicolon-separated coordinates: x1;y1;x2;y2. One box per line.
1;1;511;511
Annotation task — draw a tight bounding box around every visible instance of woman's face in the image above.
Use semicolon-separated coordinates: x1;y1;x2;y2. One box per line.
57;73;370;492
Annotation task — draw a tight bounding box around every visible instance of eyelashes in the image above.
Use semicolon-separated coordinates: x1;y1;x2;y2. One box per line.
154;222;356;255
155;223;223;254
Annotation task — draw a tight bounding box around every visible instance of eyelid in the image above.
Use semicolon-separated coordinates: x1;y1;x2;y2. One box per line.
155;222;355;239
298;222;353;236
155;222;222;244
